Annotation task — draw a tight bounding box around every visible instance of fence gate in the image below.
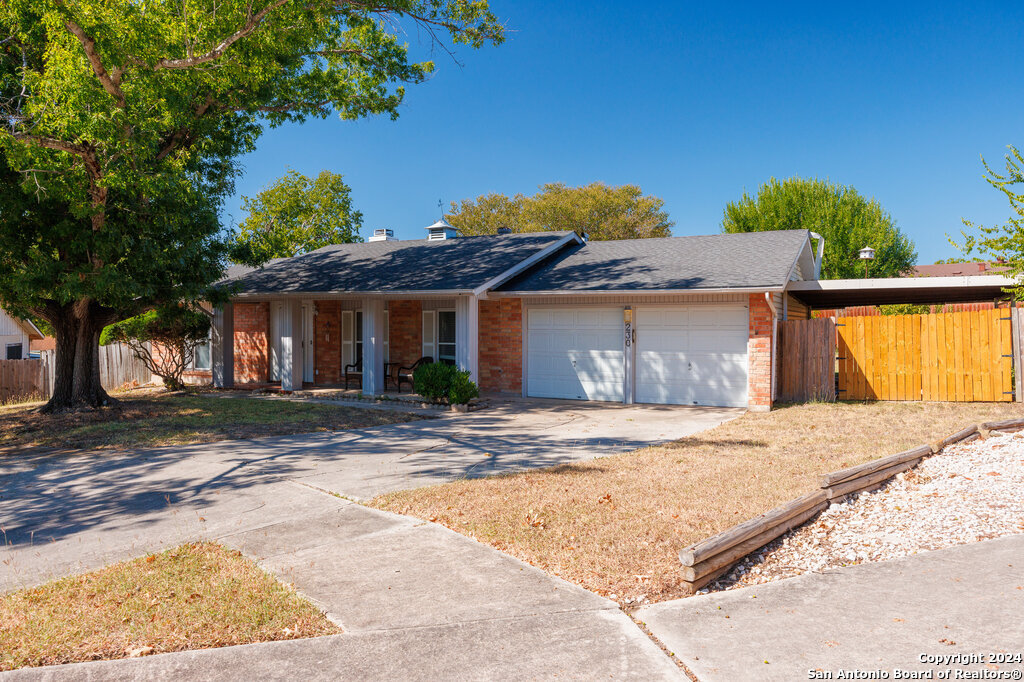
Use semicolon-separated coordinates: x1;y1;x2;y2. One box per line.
778;318;837;402
836;309;1013;402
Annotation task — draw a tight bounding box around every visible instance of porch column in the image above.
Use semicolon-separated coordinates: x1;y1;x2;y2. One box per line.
211;302;234;388
361;298;386;394
279;299;303;391
455;294;479;381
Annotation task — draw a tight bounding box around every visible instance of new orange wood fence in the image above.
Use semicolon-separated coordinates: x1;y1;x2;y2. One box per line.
836;309;1013;402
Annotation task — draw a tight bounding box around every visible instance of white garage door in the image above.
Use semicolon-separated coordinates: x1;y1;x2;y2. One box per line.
635;305;749;408
527;307;624;401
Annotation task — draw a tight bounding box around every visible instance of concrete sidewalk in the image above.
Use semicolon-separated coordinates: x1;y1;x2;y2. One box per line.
636;534;1024;681
5;499;684;681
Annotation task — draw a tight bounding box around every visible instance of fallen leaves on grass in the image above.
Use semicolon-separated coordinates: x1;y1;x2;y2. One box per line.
372;401;1024;607
0;543;338;671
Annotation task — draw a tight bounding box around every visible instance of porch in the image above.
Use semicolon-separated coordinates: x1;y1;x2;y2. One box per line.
209;296;484;394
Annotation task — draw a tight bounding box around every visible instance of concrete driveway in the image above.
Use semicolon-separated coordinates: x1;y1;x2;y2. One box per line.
1;396;738;590
1;397;735;679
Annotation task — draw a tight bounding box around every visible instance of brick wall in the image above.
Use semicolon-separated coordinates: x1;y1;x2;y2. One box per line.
314;301;341;384
748;293;773;411
479;297;523;394
234;302;269;384
388;300;423;367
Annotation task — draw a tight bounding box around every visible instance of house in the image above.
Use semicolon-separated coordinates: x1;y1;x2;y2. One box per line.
211;226;823;411
0;308;44;360
910;260;1008;277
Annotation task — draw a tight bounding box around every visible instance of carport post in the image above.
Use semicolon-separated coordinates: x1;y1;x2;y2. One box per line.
211;302;234;389
279;299;303;392
361;298;386;394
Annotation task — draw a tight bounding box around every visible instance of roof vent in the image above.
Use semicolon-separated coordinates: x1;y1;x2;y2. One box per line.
497;227;512;235
368;228;397;242
426;218;457;241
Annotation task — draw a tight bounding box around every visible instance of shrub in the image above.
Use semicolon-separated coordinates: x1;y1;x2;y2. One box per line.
448;370;479;405
413;362;456;402
412;362;479;405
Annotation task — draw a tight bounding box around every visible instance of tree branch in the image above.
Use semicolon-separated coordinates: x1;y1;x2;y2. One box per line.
152;0;292;70
63;19;126;109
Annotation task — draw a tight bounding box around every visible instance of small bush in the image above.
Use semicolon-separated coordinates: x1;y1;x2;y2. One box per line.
412;362;479;404
448;371;479;405
413;362;455;401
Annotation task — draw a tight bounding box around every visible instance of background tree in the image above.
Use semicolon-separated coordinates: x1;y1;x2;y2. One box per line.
0;0;502;411
956;146;1024;298
102;306;211;391
721;177;917;279
447;182;673;240
233;169;363;264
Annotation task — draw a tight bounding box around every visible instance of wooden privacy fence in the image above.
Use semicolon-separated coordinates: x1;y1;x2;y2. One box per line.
777;318;836;402
836;309;1013;402
35;343;153;398
0;359;45;402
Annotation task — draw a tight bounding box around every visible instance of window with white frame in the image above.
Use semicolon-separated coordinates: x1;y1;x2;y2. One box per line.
422;309;456;365
191;330;211;371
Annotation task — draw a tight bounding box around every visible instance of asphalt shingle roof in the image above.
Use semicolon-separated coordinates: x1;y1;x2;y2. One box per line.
496;230;811;292
223;232;574;294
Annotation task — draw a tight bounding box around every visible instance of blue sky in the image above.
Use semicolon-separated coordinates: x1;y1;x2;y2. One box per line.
225;1;1024;265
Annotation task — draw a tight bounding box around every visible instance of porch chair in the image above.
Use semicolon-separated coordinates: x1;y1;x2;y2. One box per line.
396;356;433;393
344;360;362;389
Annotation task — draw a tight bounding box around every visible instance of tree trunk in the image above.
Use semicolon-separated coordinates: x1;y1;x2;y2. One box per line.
40;299;117;412
42;305;77;411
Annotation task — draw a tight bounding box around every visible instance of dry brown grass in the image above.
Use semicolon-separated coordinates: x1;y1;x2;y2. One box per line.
371;401;1023;606
0;543;338;671
0;391;420;456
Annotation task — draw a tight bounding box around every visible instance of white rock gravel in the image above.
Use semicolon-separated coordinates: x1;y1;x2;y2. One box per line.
708;429;1024;592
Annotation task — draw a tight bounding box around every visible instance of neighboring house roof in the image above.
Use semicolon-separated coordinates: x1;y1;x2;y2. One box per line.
910;261;1009;277
0;307;44;340
496;230;814;293
223;232;579;295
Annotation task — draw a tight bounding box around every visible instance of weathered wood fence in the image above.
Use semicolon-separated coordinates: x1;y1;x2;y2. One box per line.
0;359;45;402
1;343;152;402
777;318;836;402
835;309;1013;402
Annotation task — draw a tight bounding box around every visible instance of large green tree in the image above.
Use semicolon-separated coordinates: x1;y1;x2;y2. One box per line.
956;146;1024;297
0;0;502;411
234;169;363;264
721;177;917;279
446;182;674;240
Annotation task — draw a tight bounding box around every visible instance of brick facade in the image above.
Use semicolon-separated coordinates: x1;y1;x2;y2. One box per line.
747;293;773;411
314;300;341;384
234;302;269;384
388;300;423;368
478;297;523;394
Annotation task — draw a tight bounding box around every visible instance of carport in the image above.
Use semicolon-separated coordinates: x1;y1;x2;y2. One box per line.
779;274;1023;403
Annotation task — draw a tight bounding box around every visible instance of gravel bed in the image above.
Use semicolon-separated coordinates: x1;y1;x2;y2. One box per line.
707;430;1024;593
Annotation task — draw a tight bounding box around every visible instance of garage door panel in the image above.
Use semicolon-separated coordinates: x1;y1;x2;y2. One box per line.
527;308;624;402
690;329;747;353
636;305;749;408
